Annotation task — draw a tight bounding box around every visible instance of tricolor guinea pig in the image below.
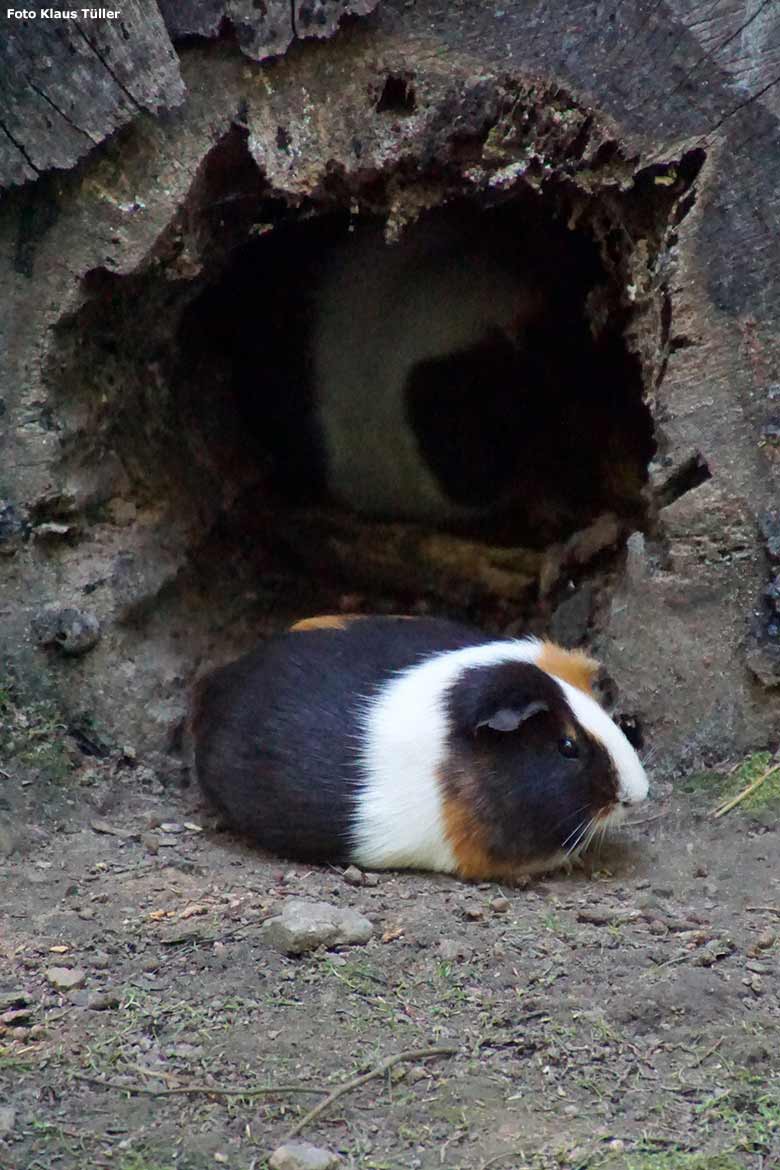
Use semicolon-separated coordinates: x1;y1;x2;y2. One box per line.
192;616;648;880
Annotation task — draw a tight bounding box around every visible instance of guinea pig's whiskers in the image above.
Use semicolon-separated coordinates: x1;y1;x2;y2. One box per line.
553;803;591;835
564;815;596;858
583;817;601;853
640;745;658;769
561;818;587;851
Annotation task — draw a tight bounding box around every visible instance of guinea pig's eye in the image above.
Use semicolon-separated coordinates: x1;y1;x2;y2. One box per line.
559;736;580;759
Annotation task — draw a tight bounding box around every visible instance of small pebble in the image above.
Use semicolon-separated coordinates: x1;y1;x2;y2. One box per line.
269;1140;341;1170
437;938;473;962
261;900;374;954
464;906;484;921
86;991;121;1011
30;606;100;656
694;864;708;878
490;896;510;914
342;865;364;886
46;967;87;991
756;930;775;950
577;907;617;926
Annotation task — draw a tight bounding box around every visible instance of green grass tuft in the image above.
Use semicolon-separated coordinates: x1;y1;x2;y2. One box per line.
681;751;780;813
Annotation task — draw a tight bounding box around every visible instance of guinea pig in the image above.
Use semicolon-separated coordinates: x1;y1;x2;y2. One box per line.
192;615;648;880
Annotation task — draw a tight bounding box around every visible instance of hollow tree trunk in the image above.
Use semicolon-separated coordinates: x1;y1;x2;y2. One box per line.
1;0;778;782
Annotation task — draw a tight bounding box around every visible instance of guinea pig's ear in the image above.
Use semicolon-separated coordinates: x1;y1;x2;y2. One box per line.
475;700;549;734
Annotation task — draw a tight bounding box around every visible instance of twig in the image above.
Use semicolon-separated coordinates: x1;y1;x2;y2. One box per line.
626;808;669;827
73;1071;325;1098
479;1150;528;1170
655;951;690;969
126;1061;184;1085
283;1045;458;1142
745;905;780;916
690;1035;724;1068
712;762;780;818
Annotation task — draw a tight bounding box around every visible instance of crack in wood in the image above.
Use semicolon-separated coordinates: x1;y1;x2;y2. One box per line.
23;76;101;146
74;22;145;115
704;67;780;139
643;0;779;118
0;116;40;176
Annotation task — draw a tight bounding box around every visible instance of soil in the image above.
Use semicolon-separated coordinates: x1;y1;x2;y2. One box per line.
1;756;779;1170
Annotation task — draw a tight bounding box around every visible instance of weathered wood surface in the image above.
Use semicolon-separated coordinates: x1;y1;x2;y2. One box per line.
0;0;779;764
0;4;184;190
157;0;381;59
0;0;382;190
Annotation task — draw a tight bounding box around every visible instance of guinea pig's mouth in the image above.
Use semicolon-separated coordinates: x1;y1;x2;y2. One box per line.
597;801;626;827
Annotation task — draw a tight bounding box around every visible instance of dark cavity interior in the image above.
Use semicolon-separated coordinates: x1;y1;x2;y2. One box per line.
180;196;654;549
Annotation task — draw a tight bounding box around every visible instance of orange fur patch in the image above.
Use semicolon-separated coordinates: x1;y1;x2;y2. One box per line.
441;792;533;882
536;641;600;696
290;614;418;632
290;615;353;632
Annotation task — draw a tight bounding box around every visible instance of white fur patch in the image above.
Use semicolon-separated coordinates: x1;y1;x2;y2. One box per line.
554;677;649;810
351;637;647;869
351;639;541;871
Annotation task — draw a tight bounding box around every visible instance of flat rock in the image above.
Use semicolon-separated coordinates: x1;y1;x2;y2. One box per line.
0;818;20;858
261;899;374;955
30;606;100;655
45;966;87;991
269;1141;341;1170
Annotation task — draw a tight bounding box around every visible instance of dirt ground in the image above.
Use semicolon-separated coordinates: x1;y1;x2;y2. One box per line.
1;746;779;1170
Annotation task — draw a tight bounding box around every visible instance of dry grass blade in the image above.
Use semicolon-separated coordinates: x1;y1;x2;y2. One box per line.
73;1071;325;1099
479;1150;528;1170
711;762;780;818
282;1045;458;1142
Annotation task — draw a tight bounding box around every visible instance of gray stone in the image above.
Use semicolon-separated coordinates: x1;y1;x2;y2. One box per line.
0;1105;16;1136
0;501;29;555
260;899;374;955
45;967;87;991
0;817;20;858
342;865;364;886
549;585;594;646
269;1141;341;1170
437;938;474;962
31;607;100;656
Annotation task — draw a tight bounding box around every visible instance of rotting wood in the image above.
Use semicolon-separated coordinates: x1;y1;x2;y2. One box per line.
0;4;184;190
157;0;382;60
